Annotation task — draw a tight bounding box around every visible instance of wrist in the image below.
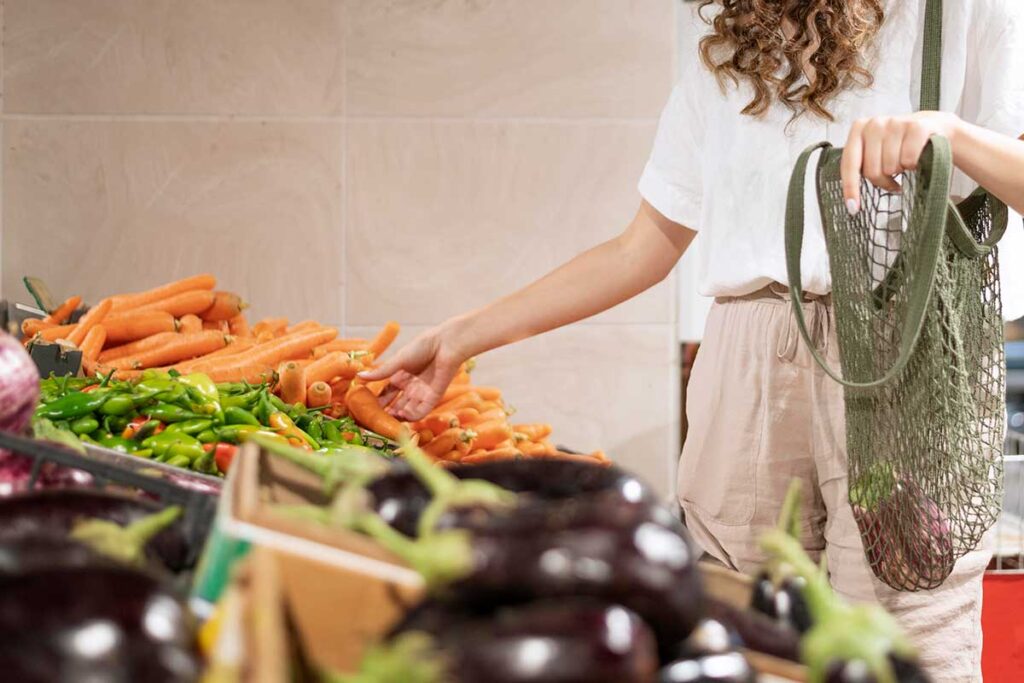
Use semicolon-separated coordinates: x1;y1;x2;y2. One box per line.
436;313;477;365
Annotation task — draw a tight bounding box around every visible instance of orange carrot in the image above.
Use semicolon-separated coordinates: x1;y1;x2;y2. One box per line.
201;291;245;322
205;362;276;384
442;384;501;403
106;331;228;370
519;441;556;457
21;318;54;337
174;336;254;369
367;321;400;358
473;408;507;424
188;328;337;376
450;370;471;385
80;325;107;363
468;420;513;451
312;339;369;359
422;427;470;458
178;314;202;334
329;378;351;398
418;429;435;444
203;319;230;333
454;408;480;426
104;311;178;345
304;351;364;388
252;318;288;337
307;381;332;409
461;447;521;464
228;314;250;337
44;295;82;325
98;332;180;363
346;385;404;440
113;290;216;319
67;299;112;347
108;274;216;313
512;423;553;442
277;361;307;406
32;323;78;343
414;412;458;435
434;391;483;415
533;450;609;466
366;379;390;397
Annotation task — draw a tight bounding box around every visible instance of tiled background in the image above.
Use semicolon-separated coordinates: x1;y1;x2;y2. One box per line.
0;0;683;496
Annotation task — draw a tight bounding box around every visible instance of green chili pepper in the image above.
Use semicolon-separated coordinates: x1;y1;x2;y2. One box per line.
306;419;324;442
321;420;343;444
70;416;99;435
253;391;274;426
164;455;192;469
99;394;136;416
98;435;134;453
269;394;289;413
221;389;261;410
192;449;219;476
179;373;219;404
215;424;289;446
133;379;182;402
130;419;163;442
140;370;172;382
164;418;213;436
35;391;109;420
196;429;219;444
223;406;260;427
145;403;204;423
78;433;99;446
142;431;203;459
167;440;205;462
132;448;153;459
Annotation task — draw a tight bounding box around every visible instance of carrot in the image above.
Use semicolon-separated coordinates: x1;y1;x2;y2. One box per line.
422;427;470;458
106;331;228;370
329;378;351;398
103;311;178;345
441;384;501;403
177;336;254;364
312;339;369;359
418;429;435;444
468;420;513;451
21;318;55;337
205;361;276;384
178;314;202;334
366;379;390;397
461;447;521;464
277;362;307;406
98;332;179;363
108;274;216;313
79;325;107;363
198;291;244;321
203;319;230;333
304;351;365;388
67;299;112;347
285;320;321;335
434;391;483;415
112;289;216;320
44;295;82;325
253;318;289;338
228;314;250;337
307;381;332;408
471;408;507;425
189;328;337;376
367;321;400;358
32;323;77;343
414;412;458;435
536;450;610;467
346;385;404;440
519;441;556;457
512;423;553;442
453;408;480;426
450;370;471;385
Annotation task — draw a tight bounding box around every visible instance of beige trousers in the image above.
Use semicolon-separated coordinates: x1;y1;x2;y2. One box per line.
679;286;991;682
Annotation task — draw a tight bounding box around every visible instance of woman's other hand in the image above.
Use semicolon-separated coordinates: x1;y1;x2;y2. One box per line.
358;324;467;421
841;111;962;214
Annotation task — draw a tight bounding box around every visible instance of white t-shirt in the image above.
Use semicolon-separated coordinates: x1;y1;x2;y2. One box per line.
640;0;1024;319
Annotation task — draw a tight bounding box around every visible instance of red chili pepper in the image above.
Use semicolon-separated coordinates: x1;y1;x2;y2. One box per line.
213;443;239;474
342;431;357;442
121;416;149;439
81;384;102;393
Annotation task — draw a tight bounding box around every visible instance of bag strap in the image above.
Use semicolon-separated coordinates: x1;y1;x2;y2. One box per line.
919;0;943;111
783;137;953;388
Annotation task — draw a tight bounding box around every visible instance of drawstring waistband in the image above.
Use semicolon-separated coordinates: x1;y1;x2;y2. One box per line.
715;284;833;363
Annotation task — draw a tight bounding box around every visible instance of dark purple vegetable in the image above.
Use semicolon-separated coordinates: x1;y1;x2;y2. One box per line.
369;599;659;683
0;536;111;575
705;597;800;662
674;618;742;658
658;652;757;683
0;565;200;682
824;655;931;683
0;450;92;497
357;492;705;657
750;481;813;634
0;330;39;434
0;490;191;572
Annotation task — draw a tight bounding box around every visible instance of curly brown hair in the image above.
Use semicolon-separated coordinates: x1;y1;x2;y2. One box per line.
697;0;885;121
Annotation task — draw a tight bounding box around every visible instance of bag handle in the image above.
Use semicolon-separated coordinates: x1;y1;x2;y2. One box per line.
783;136;953;388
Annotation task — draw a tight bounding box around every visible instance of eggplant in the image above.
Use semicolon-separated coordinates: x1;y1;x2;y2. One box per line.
367;599;659;683
358;492;705;657
704;597;800;662
824;655;931;683
0;536;111;575
750;481;813;634
0;565;200;682
0;489;191;572
760;529;928;683
368;458;651;537
659;618;756;683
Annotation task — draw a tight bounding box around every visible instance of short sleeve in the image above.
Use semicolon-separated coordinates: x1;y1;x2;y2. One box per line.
638;73;707;230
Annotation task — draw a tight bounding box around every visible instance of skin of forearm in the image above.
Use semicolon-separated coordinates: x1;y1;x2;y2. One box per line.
951;122;1024;214
443;201;695;359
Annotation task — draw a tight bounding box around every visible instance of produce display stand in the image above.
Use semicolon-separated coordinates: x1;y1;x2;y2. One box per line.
982;430;1024;680
0;429;218;566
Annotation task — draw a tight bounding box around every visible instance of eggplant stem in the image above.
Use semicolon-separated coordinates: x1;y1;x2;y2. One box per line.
397;433;459;497
329;632;446;683
125;505;183;545
777;478;802;539
355;513;473;587
254;435;388;494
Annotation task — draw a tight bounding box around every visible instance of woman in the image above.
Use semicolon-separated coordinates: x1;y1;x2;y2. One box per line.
362;2;1024;678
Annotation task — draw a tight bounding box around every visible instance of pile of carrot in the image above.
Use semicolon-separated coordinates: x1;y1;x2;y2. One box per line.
24;274;608;467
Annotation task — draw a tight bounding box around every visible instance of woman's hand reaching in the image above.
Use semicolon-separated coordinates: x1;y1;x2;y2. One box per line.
358;325;467;421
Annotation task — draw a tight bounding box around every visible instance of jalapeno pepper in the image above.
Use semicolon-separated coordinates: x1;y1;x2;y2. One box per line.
321;420;343;444
269;394;289;413
167;440;205;462
193;445;222;476
196;429;219;444
132;448;153;459
134;378;186;403
164;455;192;469
142;431;204;460
223;406;260;427
35;391;109;420
253;391;275;426
70;416;100;435
179;373;221;413
123;416;164;440
164;418;214;436
145;403;204;423
268;412;320;449
99;394;136;416
98;435;134;453
221;389;261;410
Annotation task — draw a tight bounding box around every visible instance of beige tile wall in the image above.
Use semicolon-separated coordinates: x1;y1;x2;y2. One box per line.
1;0;680;496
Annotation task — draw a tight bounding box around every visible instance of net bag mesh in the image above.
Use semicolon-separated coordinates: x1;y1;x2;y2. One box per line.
785;139;1007;591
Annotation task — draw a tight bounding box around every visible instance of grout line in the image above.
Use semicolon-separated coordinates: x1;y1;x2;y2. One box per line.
0;112;659;125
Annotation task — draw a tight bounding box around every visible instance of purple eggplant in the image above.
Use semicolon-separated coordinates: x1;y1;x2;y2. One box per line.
825;655;931;683
368;458;652;537
704;597;800;662
358;492;704;657
0;490;191;572
659;618;756;683
0;565;200;682
750;481;813;634
0;536;112;575
367;599;659;683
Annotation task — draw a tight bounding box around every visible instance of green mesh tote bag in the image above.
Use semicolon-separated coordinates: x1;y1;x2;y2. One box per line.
783;0;1008;591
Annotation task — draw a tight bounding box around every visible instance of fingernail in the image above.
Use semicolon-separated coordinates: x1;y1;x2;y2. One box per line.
845;198;859;215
